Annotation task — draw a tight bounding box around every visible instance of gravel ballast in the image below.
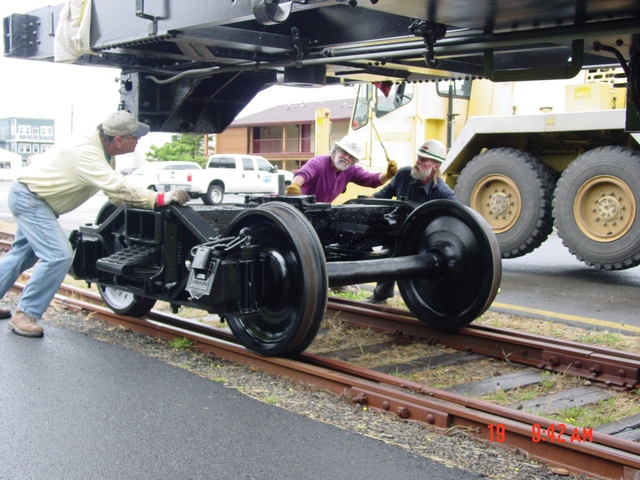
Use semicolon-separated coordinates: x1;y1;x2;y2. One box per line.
2;291;588;479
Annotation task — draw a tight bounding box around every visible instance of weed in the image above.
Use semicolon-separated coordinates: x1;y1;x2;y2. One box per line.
540;371;554;390
168;337;193;350
551;397;630;428
264;396;278;405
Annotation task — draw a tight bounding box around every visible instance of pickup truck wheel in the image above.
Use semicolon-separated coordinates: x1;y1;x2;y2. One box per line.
553;146;640;270
204;184;224;205
223;202;327;357
455;147;555;258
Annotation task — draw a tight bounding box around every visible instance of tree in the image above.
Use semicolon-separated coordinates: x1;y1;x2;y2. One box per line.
146;134;209;166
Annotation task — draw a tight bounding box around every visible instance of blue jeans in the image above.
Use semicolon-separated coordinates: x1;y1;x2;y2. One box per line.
0;182;73;319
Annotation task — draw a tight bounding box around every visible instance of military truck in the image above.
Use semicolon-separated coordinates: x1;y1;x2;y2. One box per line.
343;70;640;270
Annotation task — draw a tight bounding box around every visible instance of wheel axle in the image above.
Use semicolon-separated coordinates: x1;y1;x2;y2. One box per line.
327;253;445;287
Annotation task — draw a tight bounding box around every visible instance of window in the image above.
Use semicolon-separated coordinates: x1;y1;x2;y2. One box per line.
351;84;371;131
18;143;32;154
18;125;31;138
221;157;235;168
208;156;236;169
162;163;200;171
242;157;254;171
376;83;414;118
436;79;472;99
255;157;274;172
40;144;52;153
32;144;40;153
41;126;54;138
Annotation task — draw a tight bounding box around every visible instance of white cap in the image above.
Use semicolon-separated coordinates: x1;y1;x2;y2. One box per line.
102;111;150;137
415;139;446;163
335;135;364;162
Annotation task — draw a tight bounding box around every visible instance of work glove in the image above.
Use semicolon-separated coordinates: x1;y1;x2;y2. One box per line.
286;183;301;195
386;160;398;178
156;189;190;207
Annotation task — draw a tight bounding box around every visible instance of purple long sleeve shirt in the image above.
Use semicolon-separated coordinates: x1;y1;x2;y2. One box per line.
295;154;382;202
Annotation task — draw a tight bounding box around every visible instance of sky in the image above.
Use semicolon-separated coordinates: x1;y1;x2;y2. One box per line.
0;0;355;166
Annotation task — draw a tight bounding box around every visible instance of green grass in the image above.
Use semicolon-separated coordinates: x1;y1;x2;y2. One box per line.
550;397;624;427
168;337;193;350
573;330;626;349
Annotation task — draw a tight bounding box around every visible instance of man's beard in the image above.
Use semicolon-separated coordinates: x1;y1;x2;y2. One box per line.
335;158;350;171
411;165;432;180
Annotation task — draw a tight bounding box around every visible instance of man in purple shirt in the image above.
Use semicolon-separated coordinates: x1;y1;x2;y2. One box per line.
286;135;397;203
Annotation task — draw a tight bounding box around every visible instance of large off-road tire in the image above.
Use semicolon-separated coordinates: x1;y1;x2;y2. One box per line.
455;148;555;258
553;146;640;270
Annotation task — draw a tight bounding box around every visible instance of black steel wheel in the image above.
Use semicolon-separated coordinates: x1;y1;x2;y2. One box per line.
396;200;501;332
553;146;640;270
224;202;327;356
455;148;555;258
95;201;118;225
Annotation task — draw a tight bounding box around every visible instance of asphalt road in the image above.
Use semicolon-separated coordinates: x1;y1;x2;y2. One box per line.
497;233;640;331
0;317;481;480
1;181;639;331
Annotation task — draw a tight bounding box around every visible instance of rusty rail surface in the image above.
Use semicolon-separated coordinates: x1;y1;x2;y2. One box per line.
326;298;640;390
4;280;637;480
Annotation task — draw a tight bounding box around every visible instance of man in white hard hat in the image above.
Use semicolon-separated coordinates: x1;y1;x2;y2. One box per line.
367;139;459;304
0;111;190;337
286;134;398;203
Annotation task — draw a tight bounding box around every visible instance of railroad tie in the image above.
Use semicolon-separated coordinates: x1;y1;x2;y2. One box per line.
445;370;544;396
510;385;613;416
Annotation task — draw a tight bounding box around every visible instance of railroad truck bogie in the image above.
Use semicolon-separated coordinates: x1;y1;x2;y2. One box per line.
69;197;501;356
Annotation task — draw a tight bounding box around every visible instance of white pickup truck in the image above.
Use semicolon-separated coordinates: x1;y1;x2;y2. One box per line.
156;154;287;204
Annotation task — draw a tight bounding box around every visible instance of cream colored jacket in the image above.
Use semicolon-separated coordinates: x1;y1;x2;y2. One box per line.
17;131;157;216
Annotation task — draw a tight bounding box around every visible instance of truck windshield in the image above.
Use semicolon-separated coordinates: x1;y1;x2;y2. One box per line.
436;79;472;99
351;83;415;131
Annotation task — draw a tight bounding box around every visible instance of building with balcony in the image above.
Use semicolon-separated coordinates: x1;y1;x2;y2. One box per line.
0;148;22;180
216;98;354;171
0;117;55;165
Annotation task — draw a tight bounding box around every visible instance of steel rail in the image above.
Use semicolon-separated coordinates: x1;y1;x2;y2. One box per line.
5;281;637;480
326;298;640;390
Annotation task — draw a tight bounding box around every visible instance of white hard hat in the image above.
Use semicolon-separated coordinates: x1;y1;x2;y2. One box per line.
415;139;446;163
335;135;364;162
